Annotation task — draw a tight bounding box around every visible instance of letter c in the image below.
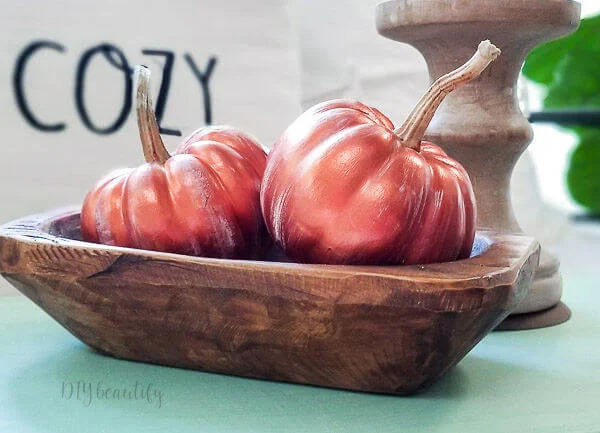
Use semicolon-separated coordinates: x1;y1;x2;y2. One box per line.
13;40;67;132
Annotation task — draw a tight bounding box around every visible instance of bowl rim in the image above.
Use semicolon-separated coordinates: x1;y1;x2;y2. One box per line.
0;207;539;292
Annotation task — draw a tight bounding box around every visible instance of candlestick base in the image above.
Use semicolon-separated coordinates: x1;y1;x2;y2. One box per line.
513;249;562;314
495;302;571;331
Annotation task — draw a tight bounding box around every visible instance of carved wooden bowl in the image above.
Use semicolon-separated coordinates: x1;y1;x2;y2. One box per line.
0;208;539;394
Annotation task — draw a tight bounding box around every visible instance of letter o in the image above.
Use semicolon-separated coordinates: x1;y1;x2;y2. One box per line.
75;44;132;134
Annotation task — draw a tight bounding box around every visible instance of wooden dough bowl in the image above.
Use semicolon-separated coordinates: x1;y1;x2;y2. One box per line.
0;208;539;394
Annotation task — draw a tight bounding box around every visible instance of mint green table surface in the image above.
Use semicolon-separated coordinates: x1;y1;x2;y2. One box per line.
1;270;599;433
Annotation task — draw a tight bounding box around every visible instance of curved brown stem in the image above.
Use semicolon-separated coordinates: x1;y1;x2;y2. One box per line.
135;65;170;164
395;40;501;152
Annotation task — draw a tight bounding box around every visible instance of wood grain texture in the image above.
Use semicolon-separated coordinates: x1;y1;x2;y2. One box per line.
0;208;539;394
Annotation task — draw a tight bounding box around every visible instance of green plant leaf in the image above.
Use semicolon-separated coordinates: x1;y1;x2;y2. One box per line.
567;128;600;214
545;49;600;108
523;14;600;214
522;15;600;86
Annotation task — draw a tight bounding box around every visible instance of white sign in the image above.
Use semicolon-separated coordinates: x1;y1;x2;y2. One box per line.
0;0;301;224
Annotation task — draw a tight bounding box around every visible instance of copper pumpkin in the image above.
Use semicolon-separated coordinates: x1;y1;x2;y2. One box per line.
82;67;268;259
261;41;501;265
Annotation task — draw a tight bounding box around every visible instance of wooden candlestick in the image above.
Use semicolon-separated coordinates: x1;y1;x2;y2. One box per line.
376;0;580;323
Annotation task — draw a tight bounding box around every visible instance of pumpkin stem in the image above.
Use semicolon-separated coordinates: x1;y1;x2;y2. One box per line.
394;40;501;152
135;65;170;164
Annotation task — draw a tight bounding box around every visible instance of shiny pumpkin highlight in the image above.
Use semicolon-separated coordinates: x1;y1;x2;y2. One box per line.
261;41;501;265
82;66;268;259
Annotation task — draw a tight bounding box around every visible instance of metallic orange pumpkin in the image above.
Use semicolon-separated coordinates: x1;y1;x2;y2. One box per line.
261;41;500;265
81;67;268;259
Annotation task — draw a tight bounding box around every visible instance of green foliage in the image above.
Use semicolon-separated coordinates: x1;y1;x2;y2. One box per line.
544;52;600;108
567;128;600;213
522;15;600;214
523;15;600;86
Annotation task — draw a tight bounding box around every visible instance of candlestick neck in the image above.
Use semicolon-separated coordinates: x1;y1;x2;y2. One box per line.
394;41;500;151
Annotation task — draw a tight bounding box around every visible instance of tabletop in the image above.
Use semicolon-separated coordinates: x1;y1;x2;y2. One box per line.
1;264;599;433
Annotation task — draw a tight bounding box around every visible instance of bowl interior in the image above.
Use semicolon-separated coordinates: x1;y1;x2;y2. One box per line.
44;212;491;262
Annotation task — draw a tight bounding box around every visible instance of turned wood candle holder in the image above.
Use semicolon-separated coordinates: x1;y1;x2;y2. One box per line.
377;0;580;327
